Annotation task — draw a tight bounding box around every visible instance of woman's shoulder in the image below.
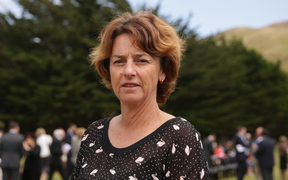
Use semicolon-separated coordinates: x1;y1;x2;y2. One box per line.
79;117;111;145
167;117;203;144
172;117;199;134
82;117;111;136
86;117;110;129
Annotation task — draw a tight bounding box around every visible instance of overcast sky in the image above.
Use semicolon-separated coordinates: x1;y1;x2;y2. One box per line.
128;0;288;37
1;0;287;37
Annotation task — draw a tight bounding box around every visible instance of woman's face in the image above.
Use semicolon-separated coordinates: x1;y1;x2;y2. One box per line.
110;34;165;105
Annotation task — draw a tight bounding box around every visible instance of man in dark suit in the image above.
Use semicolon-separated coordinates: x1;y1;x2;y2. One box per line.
0;121;24;180
234;126;250;180
64;123;76;180
203;134;217;179
254;127;275;180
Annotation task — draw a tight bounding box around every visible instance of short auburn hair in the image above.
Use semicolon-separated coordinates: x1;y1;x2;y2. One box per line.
90;12;184;104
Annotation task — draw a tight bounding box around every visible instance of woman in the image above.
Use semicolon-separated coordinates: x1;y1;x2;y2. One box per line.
35;128;53;180
279;136;288;180
22;133;41;180
71;127;86;166
72;12;208;180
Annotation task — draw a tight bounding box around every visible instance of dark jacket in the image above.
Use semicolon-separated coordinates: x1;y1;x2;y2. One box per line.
234;134;250;163
50;138;63;168
203;138;214;166
22;145;41;180
255;136;275;168
0;132;24;168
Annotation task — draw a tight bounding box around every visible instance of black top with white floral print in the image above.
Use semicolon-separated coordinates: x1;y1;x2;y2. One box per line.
71;117;208;180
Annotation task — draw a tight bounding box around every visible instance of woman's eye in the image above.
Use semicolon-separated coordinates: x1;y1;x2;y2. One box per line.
137;59;149;63
113;60;124;64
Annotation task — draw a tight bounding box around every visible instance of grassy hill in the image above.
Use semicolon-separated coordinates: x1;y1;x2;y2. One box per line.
215;21;288;72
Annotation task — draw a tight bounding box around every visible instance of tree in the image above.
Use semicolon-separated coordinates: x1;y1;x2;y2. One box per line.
0;0;131;131
1;1;287;138
164;38;288;138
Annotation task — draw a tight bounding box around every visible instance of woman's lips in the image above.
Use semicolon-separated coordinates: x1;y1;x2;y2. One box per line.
122;83;139;88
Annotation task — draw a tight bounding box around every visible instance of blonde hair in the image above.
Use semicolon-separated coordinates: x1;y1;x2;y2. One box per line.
75;127;86;138
35;128;46;137
90;12;184;104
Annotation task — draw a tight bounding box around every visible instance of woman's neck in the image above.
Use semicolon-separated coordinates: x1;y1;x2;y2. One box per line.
108;99;174;148
118;99;162;129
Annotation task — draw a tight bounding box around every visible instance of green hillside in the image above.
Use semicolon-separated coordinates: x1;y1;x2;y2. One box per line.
216;22;288;72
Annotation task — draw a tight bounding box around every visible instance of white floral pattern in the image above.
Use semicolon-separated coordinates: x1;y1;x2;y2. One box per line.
172;143;177;154
97;124;104;129
157;139;165;147
109;169;116;175
89;141;95;147
71;117;208;180
95;146;103;153
173;124;180;130
90;169;98;176
81;134;89;141
151;173;159;180
200;168;205;179
185;145;192;156
135;157;144;164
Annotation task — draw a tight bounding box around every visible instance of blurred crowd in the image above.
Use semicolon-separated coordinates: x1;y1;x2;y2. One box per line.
0;121;85;180
203;126;288;180
0;121;287;180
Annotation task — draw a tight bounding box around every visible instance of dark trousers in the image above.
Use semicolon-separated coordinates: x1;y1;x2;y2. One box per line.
237;162;247;180
48;164;65;180
2;167;20;180
260;167;273;180
210;173;218;180
63;161;74;180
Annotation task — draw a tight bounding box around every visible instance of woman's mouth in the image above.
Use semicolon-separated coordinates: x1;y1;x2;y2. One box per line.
122;83;139;88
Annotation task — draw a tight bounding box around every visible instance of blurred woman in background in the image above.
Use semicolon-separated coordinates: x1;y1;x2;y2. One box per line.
71;128;86;167
279;136;288;180
22;132;41;180
35;128;52;180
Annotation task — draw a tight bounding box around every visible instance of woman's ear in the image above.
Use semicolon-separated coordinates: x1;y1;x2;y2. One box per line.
159;72;166;83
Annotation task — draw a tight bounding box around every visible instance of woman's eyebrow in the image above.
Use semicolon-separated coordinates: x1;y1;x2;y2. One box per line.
111;54;149;59
133;54;149;58
111;55;124;59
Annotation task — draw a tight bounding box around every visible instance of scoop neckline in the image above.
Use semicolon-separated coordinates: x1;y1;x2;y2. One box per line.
102;116;180;154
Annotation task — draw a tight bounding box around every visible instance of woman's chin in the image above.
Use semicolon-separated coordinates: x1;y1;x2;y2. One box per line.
119;95;145;105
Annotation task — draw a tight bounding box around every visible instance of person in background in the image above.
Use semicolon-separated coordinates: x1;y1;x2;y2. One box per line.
35;128;53;180
234;126;250;180
252;127;263;180
71;127;86;167
203;134;216;166
254;127;275;180
49;128;66;180
245;132;254;176
214;142;226;159
203;134;218;180
22;132;41;180
224;140;236;158
72;11;208;180
65;123;77;145
0;121;24;180
278;136;287;180
63;123;77;179
0;128;4;180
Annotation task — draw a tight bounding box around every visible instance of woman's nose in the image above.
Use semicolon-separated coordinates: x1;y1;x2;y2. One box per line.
123;59;136;78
